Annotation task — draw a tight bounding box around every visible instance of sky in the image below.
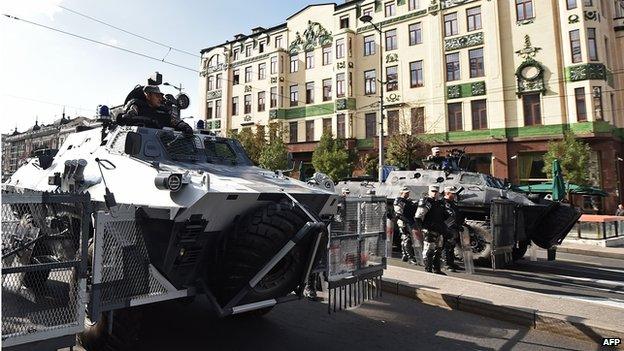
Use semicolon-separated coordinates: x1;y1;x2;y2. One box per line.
0;0;315;134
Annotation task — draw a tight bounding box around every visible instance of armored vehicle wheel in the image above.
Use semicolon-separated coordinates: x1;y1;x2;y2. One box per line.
461;220;492;265
218;201;311;305
22;243;53;290
512;240;529;261
78;308;142;351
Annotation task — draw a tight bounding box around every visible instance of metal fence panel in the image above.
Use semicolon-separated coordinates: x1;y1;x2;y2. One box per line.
1;191;89;348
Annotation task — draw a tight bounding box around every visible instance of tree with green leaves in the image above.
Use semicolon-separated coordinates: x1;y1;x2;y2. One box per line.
357;153;378;178
228;127;265;165
386;134;431;170
311;132;353;181
259;124;289;171
542;131;592;185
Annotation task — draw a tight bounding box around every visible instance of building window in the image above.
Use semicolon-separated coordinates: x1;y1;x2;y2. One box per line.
409;61;424;88
306;82;315;104
522;93;541;125
348;72;353;97
336;38;345;59
244;94;252;114
322;46;332;65
471;99;487;130
387;110;399;135
587;28;598;61
337;114;346;138
233;69;240;85
575;87;587;121
290;85;299;107
592;86;603;120
207;76;214;91
365;113;377;138
216;73;222;89
306;120;315;142
270;56;277;74
469;48;485;78
232;97;239;115
336;73;346;98
385;1;396;17
258;91;266;112
206;101;213;119
408;0;420;10
215;100;221;118
364;35;375;56
362;7;373;17
259;42;266;54
445;52;460;81
323;118;332;135
323;78;332;101
244;66;252;83
567;0;577;10
447;103;463;131
364;70;376;95
385;29;397;51
275;35;283;48
444;13;458;37
245;45;252;57
516;0;534;21
411;107;425;134
258;63;266;80
306;51;314;69
233;49;239;61
386;66;398;91
270;87;277;108
467;6;482;31
340;16;349;29
570;29;582;63
289;122;298;143
409;23;422;45
290;55;298;73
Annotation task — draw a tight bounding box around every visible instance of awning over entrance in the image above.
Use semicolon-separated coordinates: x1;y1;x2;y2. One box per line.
517;182;608;197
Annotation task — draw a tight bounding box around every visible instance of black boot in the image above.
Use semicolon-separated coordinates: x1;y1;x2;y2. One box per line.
444;247;461;272
424;249;434;273
433;248;446;275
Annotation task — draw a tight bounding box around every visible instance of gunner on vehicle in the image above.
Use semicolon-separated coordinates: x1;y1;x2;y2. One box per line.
118;85;193;135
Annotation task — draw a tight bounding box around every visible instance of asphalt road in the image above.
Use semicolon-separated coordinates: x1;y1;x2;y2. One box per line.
128;292;599;351
389;248;624;309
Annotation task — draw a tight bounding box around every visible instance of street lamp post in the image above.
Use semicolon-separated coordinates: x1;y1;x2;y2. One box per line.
360;15;385;183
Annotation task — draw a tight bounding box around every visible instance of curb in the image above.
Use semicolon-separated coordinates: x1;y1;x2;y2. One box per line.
557;246;624;260
381;278;622;346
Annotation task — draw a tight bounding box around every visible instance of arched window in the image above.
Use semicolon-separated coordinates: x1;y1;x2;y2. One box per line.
207;54;221;68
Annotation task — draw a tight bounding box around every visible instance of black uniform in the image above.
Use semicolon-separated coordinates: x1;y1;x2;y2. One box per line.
394;197;416;263
443;198;463;271
119;98;193;134
414;197;447;273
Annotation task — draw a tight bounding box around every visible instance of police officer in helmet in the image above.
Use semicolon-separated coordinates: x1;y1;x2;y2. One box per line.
118;85;193;135
414;185;447;274
394;186;417;265
442;186;463;272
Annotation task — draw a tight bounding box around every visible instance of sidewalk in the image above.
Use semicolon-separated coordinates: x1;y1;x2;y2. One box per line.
558;242;624;260
381;265;624;345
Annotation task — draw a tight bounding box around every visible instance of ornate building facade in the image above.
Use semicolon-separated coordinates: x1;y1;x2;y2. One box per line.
199;0;624;211
1;116;93;180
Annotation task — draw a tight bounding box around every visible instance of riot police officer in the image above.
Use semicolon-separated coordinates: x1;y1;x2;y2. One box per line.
414;185;447;274
394;186;417;265
443;186;463;272
118;85;193;135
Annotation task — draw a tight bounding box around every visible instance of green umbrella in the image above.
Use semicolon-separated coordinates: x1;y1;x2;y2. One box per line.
517;182;608;196
552;159;566;201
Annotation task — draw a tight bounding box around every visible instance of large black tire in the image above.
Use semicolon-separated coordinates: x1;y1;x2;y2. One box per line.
217;202;311;305
462;220;492;265
78;308;142;351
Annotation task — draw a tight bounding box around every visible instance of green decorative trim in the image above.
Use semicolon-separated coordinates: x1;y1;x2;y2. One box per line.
397;0;406;5
441;0;479;10
336;98;356;111
446;81;486;99
270;102;335;120
565;63;613;86
213;120;221;129
374;0;382;12
206;120;213;129
230;53;271;68
357;138;375;149
444;32;483;51
206;90;222;100
357;9;427;33
288;21;333;54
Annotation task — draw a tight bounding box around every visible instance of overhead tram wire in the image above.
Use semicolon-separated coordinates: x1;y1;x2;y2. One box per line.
2;14;199;73
57;5;200;58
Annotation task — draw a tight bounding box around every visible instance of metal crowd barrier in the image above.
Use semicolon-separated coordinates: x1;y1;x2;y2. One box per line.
1;191;90;350
327;195;387;313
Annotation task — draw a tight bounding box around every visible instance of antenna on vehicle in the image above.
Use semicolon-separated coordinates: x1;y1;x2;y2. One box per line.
95;158;117;211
